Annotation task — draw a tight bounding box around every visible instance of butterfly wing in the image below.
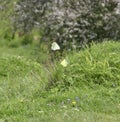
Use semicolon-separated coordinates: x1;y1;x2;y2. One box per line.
61;59;68;67
51;42;60;51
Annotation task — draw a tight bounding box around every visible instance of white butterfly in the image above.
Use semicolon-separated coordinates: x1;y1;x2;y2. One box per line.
51;42;60;51
60;59;68;67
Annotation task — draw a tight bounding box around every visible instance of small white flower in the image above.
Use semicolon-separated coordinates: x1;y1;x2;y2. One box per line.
51;42;60;51
60;59;68;67
101;3;105;7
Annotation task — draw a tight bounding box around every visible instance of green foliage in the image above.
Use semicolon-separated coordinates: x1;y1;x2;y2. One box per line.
20;34;33;45
50;41;120;90
0;0;16;39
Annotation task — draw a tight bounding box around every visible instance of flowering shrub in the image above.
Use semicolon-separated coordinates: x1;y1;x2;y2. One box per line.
13;0;120;49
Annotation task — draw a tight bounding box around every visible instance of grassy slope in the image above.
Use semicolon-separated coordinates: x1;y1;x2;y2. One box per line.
0;41;120;122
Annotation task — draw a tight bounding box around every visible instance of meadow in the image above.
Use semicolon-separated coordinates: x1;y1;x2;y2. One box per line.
0;41;120;122
0;1;120;121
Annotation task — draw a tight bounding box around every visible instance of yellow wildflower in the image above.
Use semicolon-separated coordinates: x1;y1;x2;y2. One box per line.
72;101;76;106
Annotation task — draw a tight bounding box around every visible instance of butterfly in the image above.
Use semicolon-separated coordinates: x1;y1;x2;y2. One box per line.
60;59;68;67
51;42;60;51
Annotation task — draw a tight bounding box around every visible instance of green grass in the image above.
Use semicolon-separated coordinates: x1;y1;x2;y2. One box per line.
0;41;120;122
51;41;120;89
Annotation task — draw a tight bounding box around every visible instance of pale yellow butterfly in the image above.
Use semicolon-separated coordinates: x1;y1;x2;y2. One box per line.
60;59;68;67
